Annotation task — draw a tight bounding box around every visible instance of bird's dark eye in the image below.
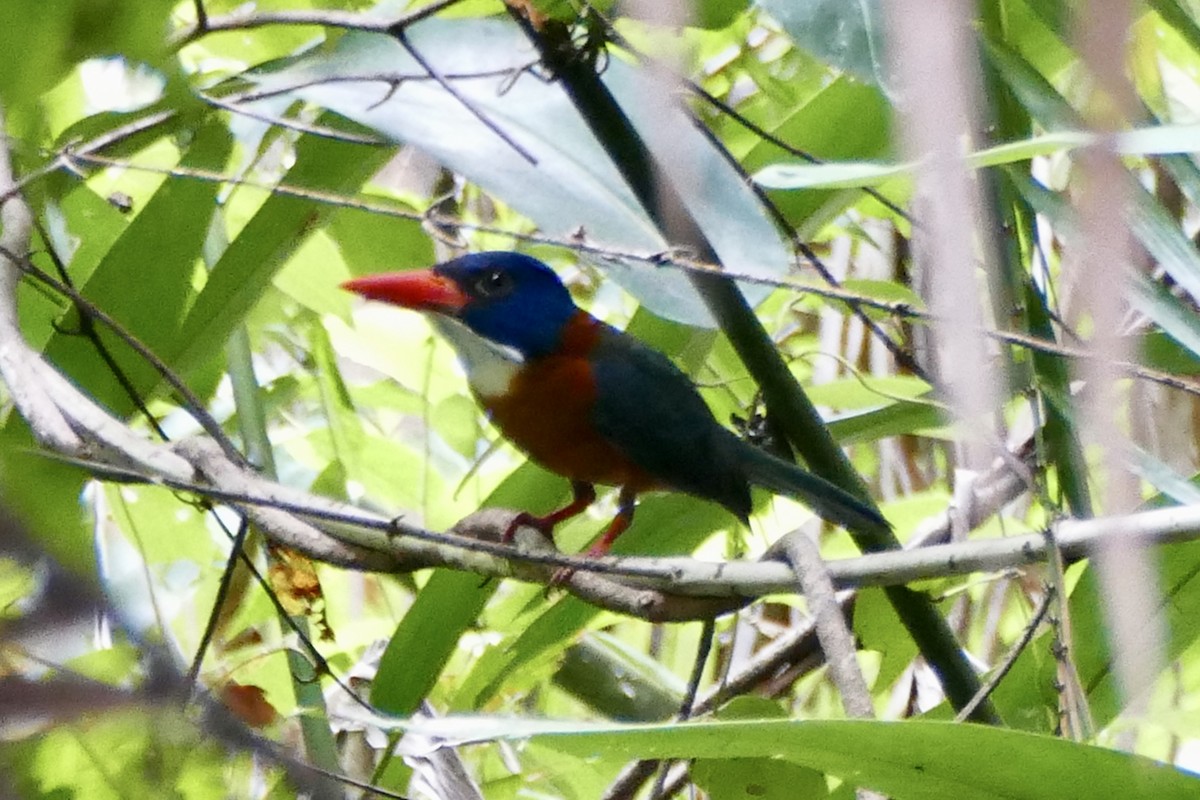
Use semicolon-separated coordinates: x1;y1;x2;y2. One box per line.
472;269;513;298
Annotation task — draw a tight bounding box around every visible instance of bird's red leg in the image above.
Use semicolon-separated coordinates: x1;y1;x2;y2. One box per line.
584;486;638;558
502;481;596;543
550;487;638;584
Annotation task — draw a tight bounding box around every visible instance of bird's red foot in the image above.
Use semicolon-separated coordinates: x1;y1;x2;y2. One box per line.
501;481;597;546
548;501;633;585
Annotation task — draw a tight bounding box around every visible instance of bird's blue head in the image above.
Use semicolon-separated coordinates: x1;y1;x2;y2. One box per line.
341;252;579;359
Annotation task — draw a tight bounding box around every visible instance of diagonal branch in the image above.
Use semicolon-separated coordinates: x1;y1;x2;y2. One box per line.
0;109;83;452
771;531;874;718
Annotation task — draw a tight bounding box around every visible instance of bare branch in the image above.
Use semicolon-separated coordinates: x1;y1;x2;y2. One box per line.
176;438;398;570
393;29;538;165
4;102;1200;627
10;254;246;464
44;443;1200;615
770;531;874;719
0;107;85;452
955;586;1055;722
168;0;462;49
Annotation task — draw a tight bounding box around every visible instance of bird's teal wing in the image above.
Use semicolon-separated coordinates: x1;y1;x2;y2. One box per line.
589;328;889;538
587;328;752;520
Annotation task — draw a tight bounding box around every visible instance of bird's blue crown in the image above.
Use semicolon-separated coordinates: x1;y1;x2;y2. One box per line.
436;252;579;359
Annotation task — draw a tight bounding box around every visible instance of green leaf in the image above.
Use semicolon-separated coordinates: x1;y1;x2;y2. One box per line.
693;0;752;29
308;313;367;483
698;688;826;798
738;76;893;228
1127;179;1200;309
1128;276;1200;361
41;120;232;415
0;0;176;110
1141;331;1200;374
854;587;919;694
433;394;485;459
370;569;495;715
173;114;394;381
806;375;932;411
0;433;95;581
758;0;888;88
693;757;828;799
534;719;1200;799
451;595;595;712
1010;172;1200;360
754;126;1200;191
250;18;792;325
553;632;686;722
370;462;567;715
25;179;130;352
272;232;353;318
754;160;911;191
1131;447;1200;506
451;493;737;711
827;400;946;445
526;0;617;22
1147;0;1200;55
328;203;433;279
383;717;1200;800
983;34;1078;130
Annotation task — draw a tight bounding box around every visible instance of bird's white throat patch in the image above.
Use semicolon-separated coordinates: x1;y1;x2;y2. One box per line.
430;316;524;400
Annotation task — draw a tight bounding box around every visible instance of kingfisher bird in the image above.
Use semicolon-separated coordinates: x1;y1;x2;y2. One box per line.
342;252;888;560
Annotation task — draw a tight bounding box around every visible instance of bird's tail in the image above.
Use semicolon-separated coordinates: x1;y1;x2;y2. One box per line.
738;443;891;537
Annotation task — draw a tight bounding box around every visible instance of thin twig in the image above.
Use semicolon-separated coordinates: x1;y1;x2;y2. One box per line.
224;66;539;106
1043;523;1094;740
188;515;251;687
2;249;247;465
38;148;1200;400
191;0;207;30
0;109;176;205
31;219;171;443
648;617;716;799
391;30;538;165
198;91;389;145
680;618;715;719
954;586;1054;722
169;0;463;49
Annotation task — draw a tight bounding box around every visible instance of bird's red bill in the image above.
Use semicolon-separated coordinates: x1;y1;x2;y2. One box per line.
341;270;468;312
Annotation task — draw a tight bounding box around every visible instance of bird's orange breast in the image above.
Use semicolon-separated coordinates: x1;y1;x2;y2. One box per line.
477;314;657;491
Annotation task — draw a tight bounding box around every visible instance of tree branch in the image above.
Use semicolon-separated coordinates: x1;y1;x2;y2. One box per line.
167;0;462;49
37;443;1200;617
770;531;874;719
4;102;1200;630
0;108;84;452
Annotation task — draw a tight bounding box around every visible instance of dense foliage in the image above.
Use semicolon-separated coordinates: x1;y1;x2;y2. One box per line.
3;1;1200;798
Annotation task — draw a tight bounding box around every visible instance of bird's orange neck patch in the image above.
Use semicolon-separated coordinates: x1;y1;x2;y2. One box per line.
554;311;605;358
480;312;657;490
